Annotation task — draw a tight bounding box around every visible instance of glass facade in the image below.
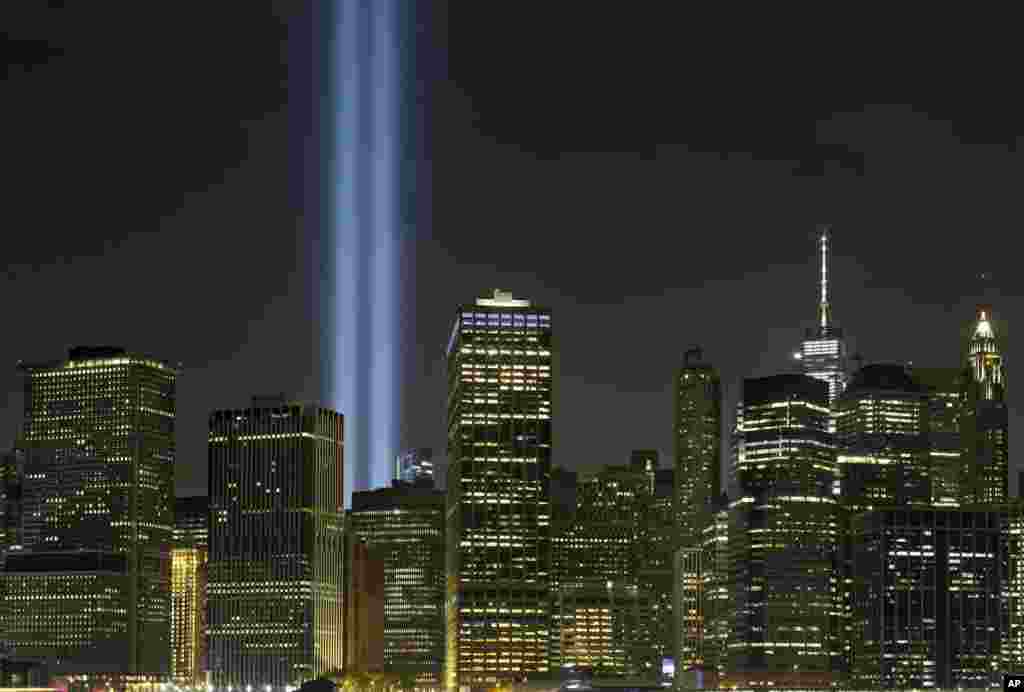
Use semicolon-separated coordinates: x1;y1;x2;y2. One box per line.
171;496;208;685
727;375;840;688
396;448;435;486
7;347;177;675
207;400;344;688
444;291;552;691
349;484;446;685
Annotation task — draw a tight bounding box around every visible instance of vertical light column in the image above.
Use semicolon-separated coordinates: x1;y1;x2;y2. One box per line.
328;0;404;500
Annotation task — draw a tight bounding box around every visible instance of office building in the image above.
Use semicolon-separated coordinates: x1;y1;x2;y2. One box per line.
796;227;848;411
637;468;676;673
727;375;840;688
344;538;386;674
961;307;1008;504
673;548;702;672
556;465;656;679
396;448;435;486
5;347;177;676
835;363;931;511
915;367;969;506
444;290;553;691
348;483;445;684
171;496;208;685
207;398;344;688
674;347;721;548
851;507;1006;689
1;450;21;561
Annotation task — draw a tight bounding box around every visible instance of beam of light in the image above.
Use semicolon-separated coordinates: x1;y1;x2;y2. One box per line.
326;0;406;504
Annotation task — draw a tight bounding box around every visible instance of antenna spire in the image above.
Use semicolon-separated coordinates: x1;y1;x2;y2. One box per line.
818;225;831;332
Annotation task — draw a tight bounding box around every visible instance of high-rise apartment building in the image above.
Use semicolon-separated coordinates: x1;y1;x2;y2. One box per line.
961;307;1008;504
445;290;553;691
171;496;208;685
207;398;344;688
851;507;1006;689
349;482;446;684
396;448;435;486
4;347;177;676
674;348;721;548
727;375;840;688
835;364;931;511
796;227;848;411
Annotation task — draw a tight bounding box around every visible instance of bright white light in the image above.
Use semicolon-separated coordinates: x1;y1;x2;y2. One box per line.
793;352;803;360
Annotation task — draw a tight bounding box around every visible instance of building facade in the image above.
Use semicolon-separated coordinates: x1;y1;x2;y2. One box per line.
5;347;177;675
727;375;840;688
349;483;446;684
445;291;553;691
851;507;1006;689
171;496;208;685
961;307;1008;504
674;347;721;548
207;399;344;688
344;538;386;673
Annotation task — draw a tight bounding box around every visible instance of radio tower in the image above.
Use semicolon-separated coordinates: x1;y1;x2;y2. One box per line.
795;225;849;411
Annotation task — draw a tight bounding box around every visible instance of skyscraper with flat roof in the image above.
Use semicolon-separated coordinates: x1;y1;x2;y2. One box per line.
727;374;840;688
349;483;445;685
674;347;721;548
444;290;553;691
207;398;344;688
171;496;208;685
4;347;177;676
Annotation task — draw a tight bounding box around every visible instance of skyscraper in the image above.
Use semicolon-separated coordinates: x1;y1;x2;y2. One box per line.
674;347;721;548
395;447;435;486
915;367;969;506
4;347;177;676
207;398;344;688
445;290;553;691
171;496;208;685
639;468;677;673
344;537;386;674
727;375;840;688
851;507;1006;689
835;363;931;511
349;483;446;685
797;227;848;411
961;306;1009;504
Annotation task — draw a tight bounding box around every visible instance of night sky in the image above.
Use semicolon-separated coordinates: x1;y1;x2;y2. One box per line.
2;5;1018;497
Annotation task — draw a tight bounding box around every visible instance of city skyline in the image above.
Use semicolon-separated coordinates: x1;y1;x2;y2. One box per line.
1;6;1019;500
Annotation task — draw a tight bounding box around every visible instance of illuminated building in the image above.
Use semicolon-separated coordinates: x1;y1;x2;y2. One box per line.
726;374;840;688
6;347;177;676
835;364;931;512
850;507;1006;689
207;398;344;688
915;367;969;506
1;449;22;563
171;496;207;685
961;306;1008;504
638;468;677;673
396;448;435;486
695;495;730;685
444;290;553;691
673;548;702;672
556;465;656;679
795;226;848;413
348;483;445;684
344;538;386;673
999;501;1024;675
548;466;577;669
630;449;659;493
674;347;721;548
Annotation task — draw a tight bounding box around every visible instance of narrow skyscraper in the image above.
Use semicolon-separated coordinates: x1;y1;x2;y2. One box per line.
171;496;208;685
797;227;848;410
207;398;344;688
4;347;177;677
961;306;1009;504
674;347;721;548
445;290;553;691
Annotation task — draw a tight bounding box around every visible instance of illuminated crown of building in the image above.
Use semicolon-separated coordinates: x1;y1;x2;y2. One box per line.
968;306;1004;400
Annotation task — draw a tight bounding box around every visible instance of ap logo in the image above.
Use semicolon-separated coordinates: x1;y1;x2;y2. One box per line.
1005;674;1024;691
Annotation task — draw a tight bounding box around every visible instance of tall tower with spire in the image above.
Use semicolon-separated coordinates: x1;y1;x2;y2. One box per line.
961;306;1009;503
796;226;849;409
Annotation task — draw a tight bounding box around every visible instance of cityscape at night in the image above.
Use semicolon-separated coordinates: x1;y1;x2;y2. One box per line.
1;4;1019;692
